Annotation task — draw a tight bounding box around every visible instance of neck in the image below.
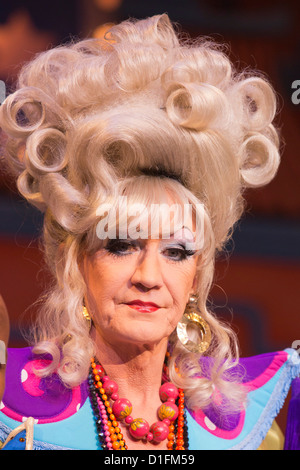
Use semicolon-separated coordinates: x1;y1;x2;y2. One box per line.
89;330;187;450
91;328;169;407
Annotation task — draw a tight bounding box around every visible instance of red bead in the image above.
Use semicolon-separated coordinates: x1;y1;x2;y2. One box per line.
94;364;105;378
103;379;119;396
159;382;179;402
112;398;133;420
129;419;150;440
149;421;169;443
146;432;153;441
158;402;178;422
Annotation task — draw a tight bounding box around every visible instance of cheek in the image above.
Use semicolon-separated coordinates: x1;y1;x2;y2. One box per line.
169;265;197;302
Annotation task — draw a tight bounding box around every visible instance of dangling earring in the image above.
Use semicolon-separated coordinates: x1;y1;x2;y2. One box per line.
82;305;92;330
176;294;211;353
63;305;91;345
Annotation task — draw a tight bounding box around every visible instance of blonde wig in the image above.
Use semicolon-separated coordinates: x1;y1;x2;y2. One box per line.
0;14;280;413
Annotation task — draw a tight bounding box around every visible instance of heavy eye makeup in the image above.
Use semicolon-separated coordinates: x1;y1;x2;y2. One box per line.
104;239;196;262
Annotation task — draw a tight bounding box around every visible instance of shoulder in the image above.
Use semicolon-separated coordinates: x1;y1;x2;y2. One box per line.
0;347;96;450
187;349;300;450
1;347;89;424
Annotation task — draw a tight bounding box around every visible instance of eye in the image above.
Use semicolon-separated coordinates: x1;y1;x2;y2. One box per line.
105;239;138;257
163;246;196;262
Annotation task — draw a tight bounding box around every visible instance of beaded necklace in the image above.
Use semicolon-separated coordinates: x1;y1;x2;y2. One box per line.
88;357;189;450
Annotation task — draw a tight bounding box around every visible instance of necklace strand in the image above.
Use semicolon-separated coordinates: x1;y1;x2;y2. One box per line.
88;357;188;450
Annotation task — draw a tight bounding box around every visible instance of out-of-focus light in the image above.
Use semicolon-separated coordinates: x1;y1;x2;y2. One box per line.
93;23;115;40
94;0;122;12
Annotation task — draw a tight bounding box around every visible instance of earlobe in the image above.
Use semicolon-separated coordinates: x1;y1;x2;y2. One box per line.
192;275;198;293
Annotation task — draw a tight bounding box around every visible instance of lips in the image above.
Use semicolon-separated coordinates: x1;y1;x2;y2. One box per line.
125;300;160;312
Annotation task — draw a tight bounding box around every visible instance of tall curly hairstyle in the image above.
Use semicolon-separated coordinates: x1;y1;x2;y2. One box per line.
0;14;280;413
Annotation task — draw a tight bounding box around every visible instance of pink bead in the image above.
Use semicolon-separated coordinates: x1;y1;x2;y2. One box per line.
146;432;153;441
94;364;105;378
111;393;119;401
158;401;178;422
159;382;179;402
103;379;118;396
102;375;110;383
112;398;132;420
125;415;133;424
150;421;169;442
129;418;150;439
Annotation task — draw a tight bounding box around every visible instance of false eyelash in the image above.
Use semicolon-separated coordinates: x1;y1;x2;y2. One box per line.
104;239;196;263
163;247;196;263
104;240;137;256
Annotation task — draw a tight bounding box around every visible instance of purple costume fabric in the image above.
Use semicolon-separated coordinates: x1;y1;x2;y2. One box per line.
284;377;300;450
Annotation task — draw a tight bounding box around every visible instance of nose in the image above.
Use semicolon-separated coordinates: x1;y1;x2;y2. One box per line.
130;248;164;291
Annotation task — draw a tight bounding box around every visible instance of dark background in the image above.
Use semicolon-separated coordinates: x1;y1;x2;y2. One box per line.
0;0;299;432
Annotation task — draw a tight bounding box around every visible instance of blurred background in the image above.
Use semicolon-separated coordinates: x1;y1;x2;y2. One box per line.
0;0;299;431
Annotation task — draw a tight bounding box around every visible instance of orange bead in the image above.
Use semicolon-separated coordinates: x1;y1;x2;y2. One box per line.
102;394;108;401
104;400;110;408
168;432;175;441
176;438;184;447
169;424;175;432
110;433;118;442
100;388;105;395
119;440;125;448
114;426;120;434
107;407;113;415
167;442;173;449
112;441;120;450
117;433;123;440
94;374;100;382
109;413;115;421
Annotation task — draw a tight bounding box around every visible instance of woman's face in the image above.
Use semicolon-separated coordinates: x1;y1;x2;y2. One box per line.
81;205;200;350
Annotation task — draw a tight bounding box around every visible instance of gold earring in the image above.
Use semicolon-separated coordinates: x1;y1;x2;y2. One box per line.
176;294;211;353
82;305;92;330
